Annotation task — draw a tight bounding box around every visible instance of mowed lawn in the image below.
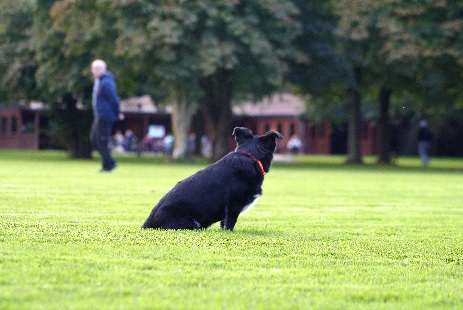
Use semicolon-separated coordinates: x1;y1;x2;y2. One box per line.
1;150;462;309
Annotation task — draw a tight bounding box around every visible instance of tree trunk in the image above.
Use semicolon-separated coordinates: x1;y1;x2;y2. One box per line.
54;93;93;159
74;109;93;158
192;110;205;156
200;69;233;162
171;87;197;161
377;87;392;164
346;67;363;165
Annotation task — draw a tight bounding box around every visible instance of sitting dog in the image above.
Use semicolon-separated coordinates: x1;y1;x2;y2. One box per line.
142;127;283;231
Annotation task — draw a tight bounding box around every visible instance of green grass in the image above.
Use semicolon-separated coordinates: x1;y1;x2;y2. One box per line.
1;150;462;309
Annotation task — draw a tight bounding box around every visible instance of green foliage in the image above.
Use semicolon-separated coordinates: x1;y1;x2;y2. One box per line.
106;0;305;98
288;1;345;97
51;94;93;158
34;0;96;101
0;0;38;102
108;0;306;160
387;1;463;117
2;1;463;161
48;0;309;160
1;151;463;309
332;0;463;117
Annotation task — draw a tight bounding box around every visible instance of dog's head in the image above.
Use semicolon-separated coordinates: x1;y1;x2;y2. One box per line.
232;127;284;173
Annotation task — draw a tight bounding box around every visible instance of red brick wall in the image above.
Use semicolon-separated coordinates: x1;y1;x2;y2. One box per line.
251;117;303;153
360;120;378;155
0;108;39;150
306;123;331;154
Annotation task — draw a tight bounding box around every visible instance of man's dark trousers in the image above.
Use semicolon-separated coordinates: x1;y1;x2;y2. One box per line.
92;118;116;170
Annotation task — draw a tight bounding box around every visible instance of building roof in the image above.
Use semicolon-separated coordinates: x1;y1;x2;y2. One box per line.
2;93;307;117
233;93;307;117
121;93;307;117
0;102;46;111
120;95;159;113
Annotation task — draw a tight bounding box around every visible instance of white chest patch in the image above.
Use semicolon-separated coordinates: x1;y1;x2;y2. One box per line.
240;194;261;214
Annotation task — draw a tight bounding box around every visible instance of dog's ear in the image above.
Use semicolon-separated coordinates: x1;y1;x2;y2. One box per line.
262;130;284;141
232;127;253;144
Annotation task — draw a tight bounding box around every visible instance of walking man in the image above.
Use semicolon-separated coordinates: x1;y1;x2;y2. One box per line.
90;59;124;172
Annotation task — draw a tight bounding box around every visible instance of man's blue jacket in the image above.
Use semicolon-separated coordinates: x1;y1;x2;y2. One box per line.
95;72;121;122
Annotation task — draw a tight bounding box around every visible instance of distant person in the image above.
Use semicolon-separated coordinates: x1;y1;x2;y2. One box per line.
124;129;137;152
201;135;212;158
188;133;197;154
417;120;433;167
90;59;124;172
163;133;174;155
112;130;125;153
143;133;155;152
287;134;302;154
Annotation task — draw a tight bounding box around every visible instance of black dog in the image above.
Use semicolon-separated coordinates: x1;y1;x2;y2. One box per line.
142;127;283;231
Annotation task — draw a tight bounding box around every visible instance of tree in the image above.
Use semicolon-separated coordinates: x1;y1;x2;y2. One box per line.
51;0;211;161
196;1;306;161
0;0;38;102
383;0;463;115
364;1;463;163
0;0;94;158
333;0;463;164
0;0;104;158
3;0;304;162
110;0;306;161
330;1;370;164
109;0;204;161
331;1;414;164
288;1;344;96
41;0;142;158
32;0;99;158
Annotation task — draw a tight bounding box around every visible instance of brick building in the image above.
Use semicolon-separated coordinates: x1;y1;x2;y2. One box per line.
360;120;378;155
0;104;42;150
233;93;331;153
1;95;377;155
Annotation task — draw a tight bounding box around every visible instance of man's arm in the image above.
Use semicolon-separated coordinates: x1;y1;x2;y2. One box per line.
100;80;122;118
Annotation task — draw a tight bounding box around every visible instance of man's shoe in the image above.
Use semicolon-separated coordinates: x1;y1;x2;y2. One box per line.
98;162;118;173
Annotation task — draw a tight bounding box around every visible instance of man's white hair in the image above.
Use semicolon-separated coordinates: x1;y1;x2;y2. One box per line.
92;59;107;70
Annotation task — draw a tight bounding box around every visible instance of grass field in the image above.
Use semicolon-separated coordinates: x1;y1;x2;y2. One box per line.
1;150;462;309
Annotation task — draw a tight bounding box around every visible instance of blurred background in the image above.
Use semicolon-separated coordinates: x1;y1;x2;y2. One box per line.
1;0;462;164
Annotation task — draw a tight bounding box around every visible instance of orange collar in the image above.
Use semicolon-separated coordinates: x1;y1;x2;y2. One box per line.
241;151;266;176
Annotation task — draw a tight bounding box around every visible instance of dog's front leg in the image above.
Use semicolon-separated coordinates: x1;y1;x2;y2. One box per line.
222;207;239;231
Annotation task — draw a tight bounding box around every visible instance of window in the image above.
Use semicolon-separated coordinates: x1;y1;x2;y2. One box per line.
11;116;18;134
22;111;36;133
319;124;326;138
290;123;296;136
252;124;257;135
361;122;369;140
310;126;316;139
1;117;7;134
277;123;283;134
264;123;270;132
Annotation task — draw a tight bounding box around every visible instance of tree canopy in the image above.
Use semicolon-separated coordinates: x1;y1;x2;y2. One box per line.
0;0;37;102
1;0;463;160
46;0;308;160
330;0;463;162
